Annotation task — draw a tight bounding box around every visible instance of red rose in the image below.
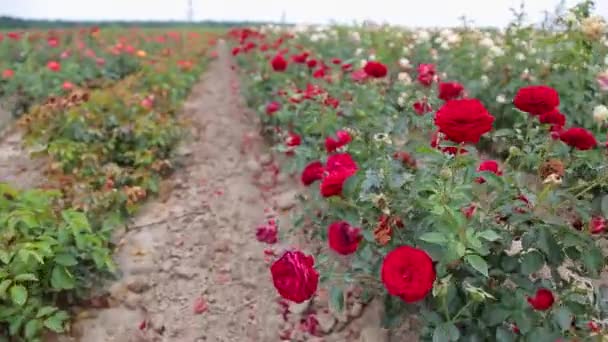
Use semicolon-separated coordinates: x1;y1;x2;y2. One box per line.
513;85;560;115
351;69;368;82
2;69;14;79
301;161;324;186
286;132;301;147
320;153;358;197
417;63;436;86
590;216;607;234
292;52;308;64
331;58;342;65
538;108;566;127
393;151;416;169
462;203;477;219
62;81;74;91
271;54;288;72
47;61;61;72
434;99;495;144
313;68;326;79
559;127;597;150
363;61;388;78
256;219;278;244
270;250;319;303
306;59;318;68
266;101;281;115
527;288;555;311
231;47;240;56
413;100;432;115
476;160;502;183
328;221;362;255
381;245;436;303
438;82;464;101
325;130;352;152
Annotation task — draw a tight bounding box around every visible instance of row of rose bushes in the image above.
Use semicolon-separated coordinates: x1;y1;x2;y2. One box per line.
0;28;213;340
230;3;608;341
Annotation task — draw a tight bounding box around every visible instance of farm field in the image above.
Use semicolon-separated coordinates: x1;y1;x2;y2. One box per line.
1;0;608;341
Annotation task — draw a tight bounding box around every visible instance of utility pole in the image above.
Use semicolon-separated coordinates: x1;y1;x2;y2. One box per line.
187;0;194;22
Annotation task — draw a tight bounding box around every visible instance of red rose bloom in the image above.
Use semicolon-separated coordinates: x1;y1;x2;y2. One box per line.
438;82;464;101
539;108;566;127
306;59;318;68
331;58;342;65
513;85;560;115
266;101;281;115
286;132;301;147
270;251;319;303
301;161;324;186
231;47;240;56
328;221;362;255
256;219;278;244
320;153;358;197
590;216;607;234
417;63;436;86
292;52;308;63
363;61;388;78
476;160;502;183
527;288;555;311
434;99;495;144
325;130;352;152
559;127;597;150
413;100;432;115
271;54;288;72
381;246;436;303
2;69;14;79
47;61;61;72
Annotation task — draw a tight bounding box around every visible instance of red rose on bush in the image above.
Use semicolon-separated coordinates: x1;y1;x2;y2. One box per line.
413;100;432;115
271;54;288;72
590;216;607;234
417;63;436;86
270;250;319;303
513;85;559;115
266;101;281;115
538;108;566;127
381;245;436;303
363;61;388;78
301;161;324;186
256;219;278;244
307;59;318;68
325;130;352;152
47;61;61;72
476;160;502;183
286;132;301;147
527;288;555;311
438;81;464;101
2;69;14;79
559;127;597;150
328;221;362;255
320;153;358;197
434;99;495;144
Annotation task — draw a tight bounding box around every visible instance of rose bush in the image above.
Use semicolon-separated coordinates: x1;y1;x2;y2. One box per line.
230;1;608;340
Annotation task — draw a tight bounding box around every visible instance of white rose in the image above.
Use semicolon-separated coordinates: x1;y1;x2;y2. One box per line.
397;72;412;84
496;94;507;103
398;58;411;69
593;105;608;123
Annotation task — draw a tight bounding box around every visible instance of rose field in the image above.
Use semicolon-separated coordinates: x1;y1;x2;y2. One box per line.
1;1;608;341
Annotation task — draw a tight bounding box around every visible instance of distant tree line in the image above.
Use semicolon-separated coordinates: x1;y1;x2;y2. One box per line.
0;16;291;29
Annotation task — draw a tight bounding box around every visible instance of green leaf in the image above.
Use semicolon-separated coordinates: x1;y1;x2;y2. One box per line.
601;195;608;217
477;230;501;242
433;323;460;342
43;313;67;333
14;273;38;282
0;279;12;298
51;266;75;290
0;250;11;264
36;306;59;318
419;232;448;244
465;255;488;277
24;319;42;340
495;327;515;342
582;245;603;275
553;307;573;331
10;285;28;306
329;286;344;313
537;228;562;265
54;253;78;266
520;251;544;275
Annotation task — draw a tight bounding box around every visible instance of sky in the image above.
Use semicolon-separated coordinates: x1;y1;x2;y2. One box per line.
0;0;607;27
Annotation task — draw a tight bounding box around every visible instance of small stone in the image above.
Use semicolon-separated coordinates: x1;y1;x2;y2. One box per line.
124;292;143;309
108;282;127;301
275;190;298;210
360;327;388;342
317;312;336;334
176;145;193;157
349;302;363;318
289;299;311;315
174;266;196;279
259;154;273;165
126;276;150;294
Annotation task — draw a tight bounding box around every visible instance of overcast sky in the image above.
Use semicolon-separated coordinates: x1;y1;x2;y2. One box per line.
0;0;606;27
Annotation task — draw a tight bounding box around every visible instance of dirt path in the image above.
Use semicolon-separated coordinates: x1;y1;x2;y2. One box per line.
49;41;282;342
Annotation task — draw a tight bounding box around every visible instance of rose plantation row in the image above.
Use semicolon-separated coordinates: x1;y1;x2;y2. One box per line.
0;28;213;340
228;5;608;341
